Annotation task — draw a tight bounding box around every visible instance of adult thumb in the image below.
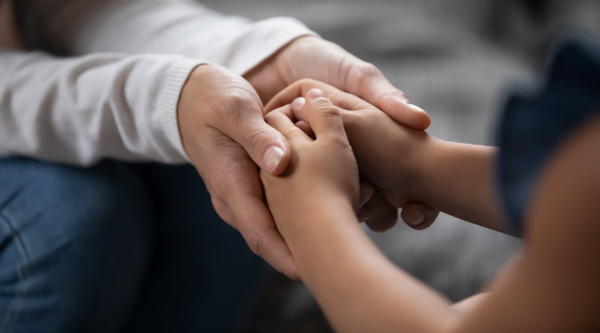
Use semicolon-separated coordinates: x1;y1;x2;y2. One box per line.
192;65;292;176
222;108;292;176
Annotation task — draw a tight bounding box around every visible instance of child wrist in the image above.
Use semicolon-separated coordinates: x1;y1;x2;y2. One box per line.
406;135;439;202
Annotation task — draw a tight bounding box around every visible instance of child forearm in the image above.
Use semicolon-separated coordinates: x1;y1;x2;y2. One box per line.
412;139;509;233
288;195;457;333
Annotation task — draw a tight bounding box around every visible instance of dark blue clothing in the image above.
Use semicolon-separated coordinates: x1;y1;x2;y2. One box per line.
497;36;600;235
0;159;266;333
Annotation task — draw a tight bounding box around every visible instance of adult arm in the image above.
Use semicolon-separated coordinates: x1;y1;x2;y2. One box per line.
10;0;319;278
25;0;427;130
12;0;429;271
0;48;302;278
27;0;435;224
0;50;201;164
21;0;315;77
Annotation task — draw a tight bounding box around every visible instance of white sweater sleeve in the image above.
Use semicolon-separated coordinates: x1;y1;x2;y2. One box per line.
1;0;317;165
27;0;318;75
0;49;202;165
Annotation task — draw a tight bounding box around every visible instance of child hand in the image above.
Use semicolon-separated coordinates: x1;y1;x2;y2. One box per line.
265;79;440;230
260;89;360;243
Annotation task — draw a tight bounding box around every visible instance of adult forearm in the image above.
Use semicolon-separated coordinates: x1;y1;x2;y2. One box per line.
0;50;200;164
414;139;508;233
28;0;315;75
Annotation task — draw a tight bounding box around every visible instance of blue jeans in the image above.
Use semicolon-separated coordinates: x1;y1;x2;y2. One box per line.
0;158;267;333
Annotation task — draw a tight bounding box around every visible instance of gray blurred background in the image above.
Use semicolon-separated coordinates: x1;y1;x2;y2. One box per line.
199;0;600;331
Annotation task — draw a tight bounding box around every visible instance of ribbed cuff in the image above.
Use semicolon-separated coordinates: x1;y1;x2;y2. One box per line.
230;17;320;75
158;59;206;162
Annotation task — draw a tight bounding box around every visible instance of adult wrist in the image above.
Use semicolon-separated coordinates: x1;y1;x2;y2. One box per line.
160;59;207;162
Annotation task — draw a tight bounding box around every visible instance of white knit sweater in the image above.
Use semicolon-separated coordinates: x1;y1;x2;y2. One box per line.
0;0;315;165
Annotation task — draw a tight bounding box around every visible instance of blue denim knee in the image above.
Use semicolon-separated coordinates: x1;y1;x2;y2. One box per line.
0;158;153;333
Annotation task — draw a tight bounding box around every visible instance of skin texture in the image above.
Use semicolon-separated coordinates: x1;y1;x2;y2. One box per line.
246;37;431;130
1;0;433;279
178;36;436;279
265;79;447;231
262;84;600;332
179;64;298;278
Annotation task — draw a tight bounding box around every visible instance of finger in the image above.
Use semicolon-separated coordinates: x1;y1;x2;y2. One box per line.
343;62;431;130
357;206;371;223
287;85;375;124
210;195;234;225
359;182;375;208
221;107;291;176
401;202;440;230
303;89;345;139
201;130;300;280
357;182;375;223
205;75;293;176
290;96;307;121
363;189;398;232
295;121;314;138
271;102;295;120
264;107;312;144
265;102;314;138
290;97;306;118
235;194;300;281
265;79;341;113
211;192;301;278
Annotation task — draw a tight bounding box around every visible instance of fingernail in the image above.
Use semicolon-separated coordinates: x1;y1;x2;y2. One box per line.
407;103;426;113
359;189;374;207
291;97;305;112
405;211;425;226
307;89;325;100
263;146;284;173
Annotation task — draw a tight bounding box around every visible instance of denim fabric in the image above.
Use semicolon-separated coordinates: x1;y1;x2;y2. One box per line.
0;158;267;333
497;35;600;235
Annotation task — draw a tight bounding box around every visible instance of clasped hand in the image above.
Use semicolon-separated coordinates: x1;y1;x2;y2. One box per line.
262;81;441;245
177;36;435;280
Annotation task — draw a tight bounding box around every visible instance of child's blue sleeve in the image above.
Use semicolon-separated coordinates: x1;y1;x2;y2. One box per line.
497;35;600;236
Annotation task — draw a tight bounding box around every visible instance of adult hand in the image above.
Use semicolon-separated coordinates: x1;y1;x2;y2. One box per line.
246;36;437;231
178;65;376;280
245;36;431;130
178;64;299;279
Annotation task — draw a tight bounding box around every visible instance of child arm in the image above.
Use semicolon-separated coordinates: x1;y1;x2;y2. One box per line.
263;88;600;332
266;79;508;233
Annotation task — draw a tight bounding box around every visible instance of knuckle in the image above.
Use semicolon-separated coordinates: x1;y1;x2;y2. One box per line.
327;133;349;147
211;196;232;224
264;111;278;124
347;62;381;93
281;267;299;281
223;92;257;114
359;62;381;78
296;78;319;87
243;230;263;257
314;103;342;120
313;98;340;114
242;127;274;153
217;88;262;125
382;89;409;103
